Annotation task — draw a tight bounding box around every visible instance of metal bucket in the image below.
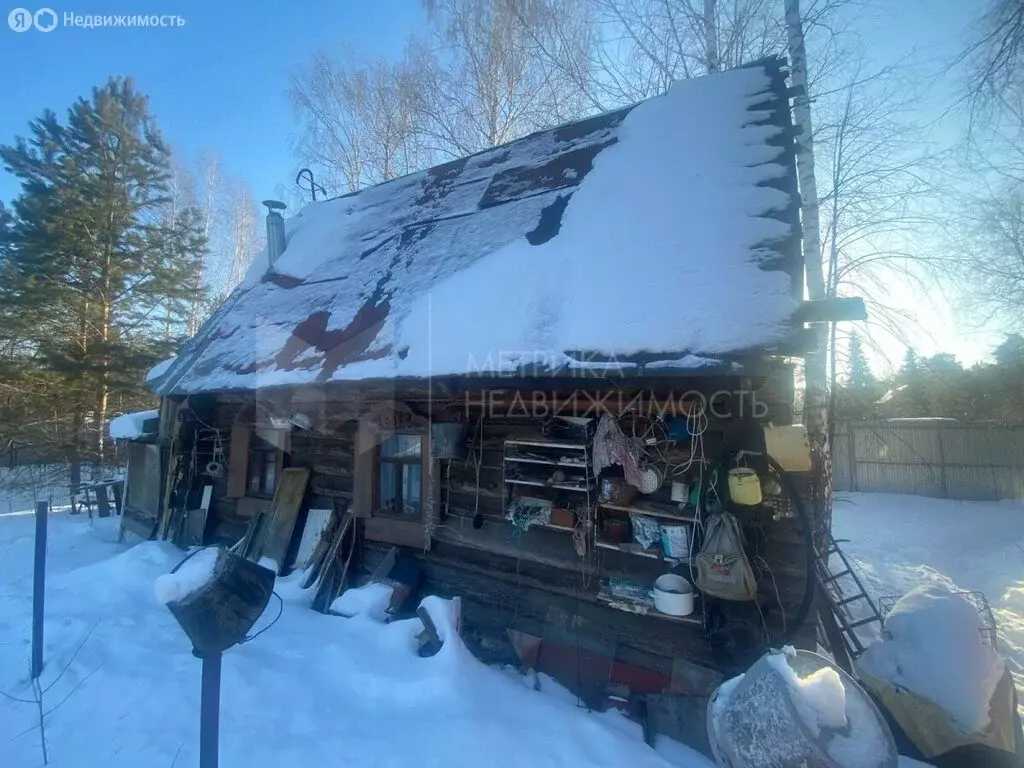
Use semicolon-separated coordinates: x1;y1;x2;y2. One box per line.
707;649;898;768
167;548;276;656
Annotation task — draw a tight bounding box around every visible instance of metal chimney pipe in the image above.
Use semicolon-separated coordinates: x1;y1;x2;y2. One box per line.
262;200;287;265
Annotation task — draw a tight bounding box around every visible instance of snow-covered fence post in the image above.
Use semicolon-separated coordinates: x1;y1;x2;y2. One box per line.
159;548;276;768
32;500;48;679
200;653;222;768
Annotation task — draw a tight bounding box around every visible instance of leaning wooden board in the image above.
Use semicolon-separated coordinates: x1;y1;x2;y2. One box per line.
259;467;311;574
294;507;333;571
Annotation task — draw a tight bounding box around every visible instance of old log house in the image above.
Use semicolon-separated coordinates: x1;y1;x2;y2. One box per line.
126;57;863;701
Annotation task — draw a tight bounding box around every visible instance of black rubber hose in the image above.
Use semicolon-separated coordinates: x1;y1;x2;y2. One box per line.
698;451;816;649
763;454;816;648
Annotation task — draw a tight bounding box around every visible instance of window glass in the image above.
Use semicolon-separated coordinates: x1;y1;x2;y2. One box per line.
380;433;421;459
248;428;282;497
379;461;397;513
376;433;422;516
403;463;422;513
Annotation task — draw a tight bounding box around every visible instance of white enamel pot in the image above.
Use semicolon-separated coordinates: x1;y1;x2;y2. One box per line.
650;574;695;616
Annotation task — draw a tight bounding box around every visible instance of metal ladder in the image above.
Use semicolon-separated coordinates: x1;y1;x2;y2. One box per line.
815;534;884;659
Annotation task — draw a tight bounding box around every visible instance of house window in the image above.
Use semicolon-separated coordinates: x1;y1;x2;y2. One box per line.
376;433;423;517
248;428;282;498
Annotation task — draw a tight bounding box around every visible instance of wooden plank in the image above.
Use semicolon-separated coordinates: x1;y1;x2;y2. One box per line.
311;512;356;611
598;501;695;522
236;496;272;519
792;296;867;323
365;516;426;549
260;467;311;572
226;425;252;498
294;507;332;571
237;511;267;560
353;418;377;518
157;452;178;539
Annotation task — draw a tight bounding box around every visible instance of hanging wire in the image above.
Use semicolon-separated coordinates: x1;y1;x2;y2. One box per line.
242;591;284;643
169;546;285;645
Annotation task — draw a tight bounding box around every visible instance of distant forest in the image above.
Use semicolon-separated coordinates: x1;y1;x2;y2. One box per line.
833;333;1024;423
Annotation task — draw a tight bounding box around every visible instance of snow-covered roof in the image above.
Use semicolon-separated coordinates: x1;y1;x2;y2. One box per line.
155;58;802;396
146;357;176;385
109;410;159;441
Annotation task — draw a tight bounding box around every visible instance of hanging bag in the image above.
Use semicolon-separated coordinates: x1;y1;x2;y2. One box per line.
695;511;757;601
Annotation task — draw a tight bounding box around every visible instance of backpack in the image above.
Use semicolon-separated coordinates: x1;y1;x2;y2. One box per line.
694;511;757;601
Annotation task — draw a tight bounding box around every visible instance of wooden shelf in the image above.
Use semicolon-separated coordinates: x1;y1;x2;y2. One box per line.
532;520;576;533
504;439;588;450
505;478;593;493
598;501;695;523
596;589;703;626
504;456;588;468
595;540;661;559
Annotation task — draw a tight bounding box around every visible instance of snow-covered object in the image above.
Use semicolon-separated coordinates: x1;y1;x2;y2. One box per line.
709;648;895;768
109;409;159;440
857;585;1006;733
0;512;716;767
151;59;800;396
145;356;176;383
767;647;848;735
330;582;395;621
153;547;220;605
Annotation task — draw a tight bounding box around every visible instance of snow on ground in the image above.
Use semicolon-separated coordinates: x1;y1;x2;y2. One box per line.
0;466;75;516
833;492;1024;713
0;496;713;768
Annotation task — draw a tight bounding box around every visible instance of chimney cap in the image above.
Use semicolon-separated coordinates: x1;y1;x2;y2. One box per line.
262;199;287;212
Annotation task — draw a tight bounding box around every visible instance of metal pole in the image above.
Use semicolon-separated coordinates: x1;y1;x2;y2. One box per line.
199;652;222;768
31;500;48;679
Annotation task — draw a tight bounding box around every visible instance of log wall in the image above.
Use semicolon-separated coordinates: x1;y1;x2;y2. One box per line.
172;368;815;681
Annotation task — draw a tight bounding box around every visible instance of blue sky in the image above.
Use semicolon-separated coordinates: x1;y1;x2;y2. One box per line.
0;0;426;202
0;0;999;365
0;0;974;204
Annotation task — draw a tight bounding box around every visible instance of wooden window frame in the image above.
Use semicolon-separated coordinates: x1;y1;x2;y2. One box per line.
373;432;426;519
355;407;434;550
227;423;287;500
247;428;285;499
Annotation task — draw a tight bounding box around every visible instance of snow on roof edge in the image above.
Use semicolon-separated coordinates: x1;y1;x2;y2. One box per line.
109;410;159;440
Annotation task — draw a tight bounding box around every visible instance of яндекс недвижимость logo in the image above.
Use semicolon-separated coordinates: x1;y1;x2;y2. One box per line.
8;7;57;31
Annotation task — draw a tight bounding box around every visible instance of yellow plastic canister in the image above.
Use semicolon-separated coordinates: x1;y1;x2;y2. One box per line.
728;467;763;506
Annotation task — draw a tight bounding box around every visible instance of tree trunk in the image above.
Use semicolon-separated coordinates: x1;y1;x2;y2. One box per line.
94;296;111;469
69;409;82;488
785;0;831;547
703;0;719;74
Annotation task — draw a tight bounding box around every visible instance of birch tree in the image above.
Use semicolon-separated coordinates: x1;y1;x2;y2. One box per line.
514;0;847;112
289;49;426;191
221;181;263;298
948;0;1024;332
414;0;586;156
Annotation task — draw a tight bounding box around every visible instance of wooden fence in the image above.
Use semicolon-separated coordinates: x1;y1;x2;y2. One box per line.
832;421;1024;501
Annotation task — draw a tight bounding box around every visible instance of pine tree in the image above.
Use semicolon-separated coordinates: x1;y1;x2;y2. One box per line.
993;333;1024;366
848;333;874;387
1;78;207;472
899;347;920;377
897;347;930;416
